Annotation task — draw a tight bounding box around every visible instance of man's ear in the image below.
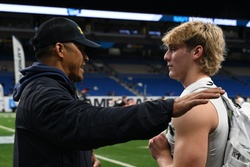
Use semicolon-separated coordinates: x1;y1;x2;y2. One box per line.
54;42;64;58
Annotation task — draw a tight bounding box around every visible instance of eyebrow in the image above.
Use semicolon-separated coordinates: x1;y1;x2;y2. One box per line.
72;42;86;53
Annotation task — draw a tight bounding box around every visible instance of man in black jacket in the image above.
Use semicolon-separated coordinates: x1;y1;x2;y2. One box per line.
12;17;225;167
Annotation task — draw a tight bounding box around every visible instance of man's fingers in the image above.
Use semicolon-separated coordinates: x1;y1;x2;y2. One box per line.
188;87;225;107
193;87;225;99
198;87;225;95
172;87;225;117
188;99;209;108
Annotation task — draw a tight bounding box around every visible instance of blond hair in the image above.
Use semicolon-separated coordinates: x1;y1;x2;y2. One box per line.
162;21;227;76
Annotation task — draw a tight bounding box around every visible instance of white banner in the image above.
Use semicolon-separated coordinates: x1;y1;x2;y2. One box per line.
80;96;177;107
1;96;18;112
12;35;25;84
0;84;4;111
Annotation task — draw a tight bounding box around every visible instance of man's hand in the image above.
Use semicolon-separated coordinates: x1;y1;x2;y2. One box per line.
92;150;101;167
172;87;225;117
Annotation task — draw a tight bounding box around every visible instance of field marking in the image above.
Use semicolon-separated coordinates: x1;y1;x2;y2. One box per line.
0;125;15;132
0;125;137;167
0;136;137;167
0;125;15;144
95;155;136;167
0;113;16;118
137;146;148;149
0;136;14;144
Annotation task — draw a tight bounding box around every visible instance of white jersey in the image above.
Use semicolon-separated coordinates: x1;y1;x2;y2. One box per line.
166;77;229;167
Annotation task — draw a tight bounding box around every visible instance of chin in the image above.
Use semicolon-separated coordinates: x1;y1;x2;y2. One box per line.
70;76;83;82
169;73;175;79
169;75;179;81
76;77;83;82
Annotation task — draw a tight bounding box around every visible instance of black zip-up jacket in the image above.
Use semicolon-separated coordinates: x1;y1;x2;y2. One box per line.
13;62;174;167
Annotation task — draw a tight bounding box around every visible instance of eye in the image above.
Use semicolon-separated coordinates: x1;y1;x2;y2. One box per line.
73;42;86;54
168;44;180;52
169;47;176;51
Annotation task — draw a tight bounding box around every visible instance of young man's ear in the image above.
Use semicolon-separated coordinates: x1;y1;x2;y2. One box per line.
193;45;203;59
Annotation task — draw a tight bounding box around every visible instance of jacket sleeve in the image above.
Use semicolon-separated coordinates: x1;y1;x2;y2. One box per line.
40;98;173;150
29;79;174;150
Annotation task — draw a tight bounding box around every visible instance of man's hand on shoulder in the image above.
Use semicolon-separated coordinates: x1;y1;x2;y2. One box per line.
172;87;225;117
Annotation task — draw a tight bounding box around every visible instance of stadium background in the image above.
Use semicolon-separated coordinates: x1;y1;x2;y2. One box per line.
0;0;250;99
0;1;250;166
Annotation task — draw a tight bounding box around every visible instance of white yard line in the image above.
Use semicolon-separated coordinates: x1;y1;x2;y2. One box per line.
0;125;136;167
0;125;15;132
0;113;16;118
96;155;137;167
0;136;14;144
0;125;15;144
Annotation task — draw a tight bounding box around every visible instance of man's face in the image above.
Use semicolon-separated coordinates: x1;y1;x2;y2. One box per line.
62;42;89;82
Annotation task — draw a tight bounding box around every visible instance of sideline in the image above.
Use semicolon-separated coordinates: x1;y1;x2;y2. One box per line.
96;155;136;167
0;126;137;167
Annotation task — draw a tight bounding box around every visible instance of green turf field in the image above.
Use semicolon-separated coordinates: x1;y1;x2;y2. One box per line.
0;112;158;167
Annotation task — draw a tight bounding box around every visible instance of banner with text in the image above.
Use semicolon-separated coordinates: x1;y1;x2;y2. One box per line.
1;96;177;112
12;35;25;84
